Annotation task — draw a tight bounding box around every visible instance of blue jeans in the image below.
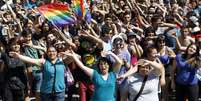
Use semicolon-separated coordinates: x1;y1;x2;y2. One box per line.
32;71;42;93
41;92;65;101
176;83;198;101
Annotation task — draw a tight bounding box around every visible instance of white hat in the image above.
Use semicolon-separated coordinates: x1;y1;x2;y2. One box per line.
191;27;200;33
111;35;124;44
189;16;199;26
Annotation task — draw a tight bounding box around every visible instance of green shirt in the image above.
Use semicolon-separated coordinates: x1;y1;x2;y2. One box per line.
24;46;40;71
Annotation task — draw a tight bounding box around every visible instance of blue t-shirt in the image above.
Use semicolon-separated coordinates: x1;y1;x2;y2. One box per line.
92;70;116;101
194;6;201;17
41;58;65;93
175;54;198;85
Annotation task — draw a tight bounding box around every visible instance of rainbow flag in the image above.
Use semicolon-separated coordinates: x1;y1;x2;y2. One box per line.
73;0;89;19
38;3;75;27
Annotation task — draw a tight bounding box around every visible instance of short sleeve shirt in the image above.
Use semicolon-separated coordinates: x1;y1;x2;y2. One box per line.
91;70;116;101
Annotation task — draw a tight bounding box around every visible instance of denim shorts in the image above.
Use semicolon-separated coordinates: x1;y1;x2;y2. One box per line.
40;91;65;101
32;71;42;93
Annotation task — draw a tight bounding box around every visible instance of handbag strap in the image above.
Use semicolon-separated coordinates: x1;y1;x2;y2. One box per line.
133;75;148;101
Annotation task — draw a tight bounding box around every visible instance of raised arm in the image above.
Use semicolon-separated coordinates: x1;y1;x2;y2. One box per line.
106;51;123;73
131;41;143;58
9;52;44;67
143;59;164;76
6;1;16;19
170;34;187;51
23;43;46;52
117;65;138;80
80;29;104;49
54;29;77;50
62;51;94;78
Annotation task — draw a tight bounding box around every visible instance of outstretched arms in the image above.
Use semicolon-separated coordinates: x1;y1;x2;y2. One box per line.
9;52;45;67
61;51;94;78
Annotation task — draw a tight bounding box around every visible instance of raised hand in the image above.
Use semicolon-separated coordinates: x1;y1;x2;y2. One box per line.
170;32;177;39
101;51;113;57
137;59;150;66
23;43;33;47
79;29;90;37
60;49;74;57
9;51;19;58
117;75;126;81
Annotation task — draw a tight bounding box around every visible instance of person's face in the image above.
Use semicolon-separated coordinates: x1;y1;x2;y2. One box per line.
191;2;197;9
105;18;112;25
47;34;56;42
147;32;155;37
10;44;20;52
182;28;189;37
138;65;150;76
123;6;130;13
43;23;49;31
24;34;32;43
128;36;136;45
124;14;131;22
114;40;124;50
158;40;165;48
6;14;12;22
187;44;197;55
148;48;158;61
99;61;109;75
119;1;125;8
73;38;80;47
27;21;33;28
47;47;57;60
146;14;153;22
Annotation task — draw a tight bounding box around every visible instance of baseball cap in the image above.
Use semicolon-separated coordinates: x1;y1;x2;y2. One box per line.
127;32;137;37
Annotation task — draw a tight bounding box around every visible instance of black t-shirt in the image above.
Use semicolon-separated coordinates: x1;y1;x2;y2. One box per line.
76;45;101;83
0;52;28;87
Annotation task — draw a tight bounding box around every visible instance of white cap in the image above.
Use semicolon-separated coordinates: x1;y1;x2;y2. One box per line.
191;27;200;33
111;35;124;44
189;16;199;26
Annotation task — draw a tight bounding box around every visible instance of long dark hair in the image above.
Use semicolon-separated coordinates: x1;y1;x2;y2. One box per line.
155;35;166;49
97;57;113;72
182;43;196;59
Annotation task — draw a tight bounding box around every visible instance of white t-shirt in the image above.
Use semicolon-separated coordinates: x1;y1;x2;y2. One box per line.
125;73;160;101
103;40;112;51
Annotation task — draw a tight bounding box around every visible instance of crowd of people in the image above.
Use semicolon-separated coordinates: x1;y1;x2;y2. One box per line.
0;0;201;101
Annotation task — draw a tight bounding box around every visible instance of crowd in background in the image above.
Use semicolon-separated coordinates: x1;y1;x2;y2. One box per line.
0;0;201;101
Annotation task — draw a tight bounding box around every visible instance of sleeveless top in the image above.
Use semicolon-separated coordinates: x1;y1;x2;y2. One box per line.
40;58;65;93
